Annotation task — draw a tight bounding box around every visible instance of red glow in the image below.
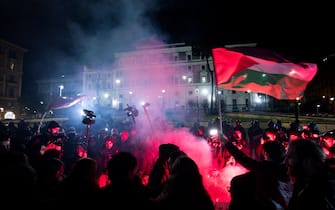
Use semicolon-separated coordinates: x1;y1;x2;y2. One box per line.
98;173;109;188
120;131;130;142
133;127;248;204
205;165;248;203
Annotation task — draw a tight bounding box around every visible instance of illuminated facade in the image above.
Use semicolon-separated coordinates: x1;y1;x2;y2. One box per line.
36;74;83;101
83;43;261;113
0;39;27;119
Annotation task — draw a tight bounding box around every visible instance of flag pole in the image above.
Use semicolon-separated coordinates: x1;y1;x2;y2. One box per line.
295;98;300;126
217;90;223;136
210;47;223;136
37;111;48;134
142;103;154;134
85;124;91;146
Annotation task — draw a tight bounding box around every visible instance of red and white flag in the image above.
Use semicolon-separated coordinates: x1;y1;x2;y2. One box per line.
212;47;318;100
47;95;88;111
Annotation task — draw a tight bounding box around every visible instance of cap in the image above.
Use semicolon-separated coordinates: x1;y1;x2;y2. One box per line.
47;121;60;129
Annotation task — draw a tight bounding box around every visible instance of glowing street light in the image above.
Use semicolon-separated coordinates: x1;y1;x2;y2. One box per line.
195;88;200;122
59;85;64;96
295;97;301;122
316;104;321;115
129;91;133;105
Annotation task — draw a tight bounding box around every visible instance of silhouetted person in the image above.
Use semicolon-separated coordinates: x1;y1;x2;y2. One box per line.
0;151;38;209
95;152;152;210
147;143;180;198
97;135;119;176
154;156;215;210
58;157;99;208
35;157;64;206
286;139;335;210
248;120;263;159
225;139;290;210
62;126;79;174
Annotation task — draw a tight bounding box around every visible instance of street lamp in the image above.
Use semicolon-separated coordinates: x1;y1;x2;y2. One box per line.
129;91;133;105
195;88;199;122
295;97;301;123
316;104;321;115
161;89;166;109
59;85;64;96
115;79;121;106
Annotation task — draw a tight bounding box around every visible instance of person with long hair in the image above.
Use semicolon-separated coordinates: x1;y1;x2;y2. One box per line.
286;139;335;210
154;155;215;210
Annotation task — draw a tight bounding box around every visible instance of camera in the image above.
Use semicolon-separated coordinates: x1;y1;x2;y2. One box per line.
82;109;96;125
124;104;139;117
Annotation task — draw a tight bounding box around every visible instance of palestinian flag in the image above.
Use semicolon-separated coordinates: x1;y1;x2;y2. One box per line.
47;95;87;111
212;47;318;100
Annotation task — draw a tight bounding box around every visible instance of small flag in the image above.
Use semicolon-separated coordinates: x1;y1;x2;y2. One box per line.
47;95;87;111
212;47;318;100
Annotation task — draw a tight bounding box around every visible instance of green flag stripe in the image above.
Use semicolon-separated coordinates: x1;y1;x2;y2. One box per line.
222;68;299;87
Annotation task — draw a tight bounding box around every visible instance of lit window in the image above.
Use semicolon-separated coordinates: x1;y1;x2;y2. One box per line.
10;63;15;71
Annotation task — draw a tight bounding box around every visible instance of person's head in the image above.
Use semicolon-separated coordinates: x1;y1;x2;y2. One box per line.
0;131;10;152
288;130;301;141
66;126;77;138
111;128;119;136
252;120;259;127
167;150;187;172
71;157;97;181
170;156;202;182
104;136;117;150
41;157;64;181
275;120;282;130
43;148;61;160
233;130;243;141
323;133;335;148
158;143;180;160
107;152;137;182
120;131;130;142
268;120;275;129
0;123;10;139
88;136;97;147
286;139;326;183
262;140;286;162
300;129;310;140
235;120;241;127
47;121;61;135
261;130;276;144
77;144;87;158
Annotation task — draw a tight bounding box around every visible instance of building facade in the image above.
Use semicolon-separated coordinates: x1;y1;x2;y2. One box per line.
36;74;83;101
0;39;27;119
82;43;261;114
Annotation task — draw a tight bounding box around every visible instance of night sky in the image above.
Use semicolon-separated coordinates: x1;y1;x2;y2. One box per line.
0;0;334;95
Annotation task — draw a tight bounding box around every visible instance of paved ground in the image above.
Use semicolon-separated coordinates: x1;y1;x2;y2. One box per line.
178;111;335;133
221;111;335;132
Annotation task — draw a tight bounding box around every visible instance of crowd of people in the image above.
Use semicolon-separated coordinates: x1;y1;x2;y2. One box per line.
1;116;335;210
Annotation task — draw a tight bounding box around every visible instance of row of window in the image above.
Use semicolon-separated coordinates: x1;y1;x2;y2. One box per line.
0;58;17;71
0;75;17;83
0;87;16;97
115;51;201;66
0;46;17;59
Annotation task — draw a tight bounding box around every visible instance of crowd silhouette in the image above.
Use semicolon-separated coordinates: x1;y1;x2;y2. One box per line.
1;116;335;210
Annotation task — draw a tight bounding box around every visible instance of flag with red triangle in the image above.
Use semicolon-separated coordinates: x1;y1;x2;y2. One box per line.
212;47;318;100
47;95;87;111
